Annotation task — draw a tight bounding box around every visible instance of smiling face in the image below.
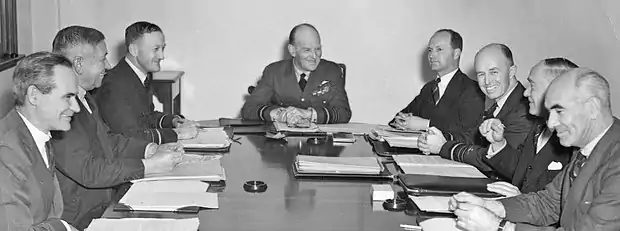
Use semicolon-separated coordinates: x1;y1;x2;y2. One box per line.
427;31;460;76
131;31;166;73
474;47;516;100
77;41;111;90
544;73;592;147
523;62;552;116
288;26;322;72
32;65;80;131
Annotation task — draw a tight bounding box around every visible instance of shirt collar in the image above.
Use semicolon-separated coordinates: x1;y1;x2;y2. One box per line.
77;86;87;101
17;111;51;146
293;62;311;80
125;57;148;85
581;124;613;158
494;79;518;110
437;68;458;85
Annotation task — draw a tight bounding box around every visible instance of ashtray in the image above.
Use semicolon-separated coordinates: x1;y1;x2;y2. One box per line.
383;198;407;212
306;137;327;145
243;180;268;193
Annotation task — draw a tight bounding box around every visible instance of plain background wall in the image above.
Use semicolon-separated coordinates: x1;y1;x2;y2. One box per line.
16;0;620;124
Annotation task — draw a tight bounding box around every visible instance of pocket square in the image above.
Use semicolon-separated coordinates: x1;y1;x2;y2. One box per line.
547;161;563;170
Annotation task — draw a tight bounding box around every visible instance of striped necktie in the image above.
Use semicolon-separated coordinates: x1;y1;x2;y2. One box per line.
569;151;587;186
432;78;441;104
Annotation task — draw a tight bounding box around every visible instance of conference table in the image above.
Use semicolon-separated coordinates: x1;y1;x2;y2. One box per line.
102;123;427;230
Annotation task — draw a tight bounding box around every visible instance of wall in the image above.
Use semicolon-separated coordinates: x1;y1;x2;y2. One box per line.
24;0;620;124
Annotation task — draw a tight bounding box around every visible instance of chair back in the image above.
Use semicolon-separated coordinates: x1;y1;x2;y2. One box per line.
0;67;15;118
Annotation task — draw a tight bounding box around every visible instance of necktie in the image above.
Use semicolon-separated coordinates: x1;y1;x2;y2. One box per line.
532;123;545;152
299;73;307;91
432;78;441;104
569;151;587;185
482;103;498;120
44;141;54;171
144;73;153;89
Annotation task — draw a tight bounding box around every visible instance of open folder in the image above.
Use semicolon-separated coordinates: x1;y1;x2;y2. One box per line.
393;155;487;178
295;155;382;175
117;180;218;213
179;127;232;152
369;125;421;148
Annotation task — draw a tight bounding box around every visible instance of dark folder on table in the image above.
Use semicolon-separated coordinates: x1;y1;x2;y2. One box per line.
398;174;500;197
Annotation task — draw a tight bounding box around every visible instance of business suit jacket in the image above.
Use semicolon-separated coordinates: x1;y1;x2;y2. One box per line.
0;109;66;231
241;59;351;124
391;69;485;133
500;118;620;230
438;82;535;172
51;93;146;229
94;59;177;144
485;119;574;193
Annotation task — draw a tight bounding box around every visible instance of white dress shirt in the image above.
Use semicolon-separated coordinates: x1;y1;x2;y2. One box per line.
535;127;552;153
436;68;458;101
77;87;93;114
492;80;518;117
581;124;612;158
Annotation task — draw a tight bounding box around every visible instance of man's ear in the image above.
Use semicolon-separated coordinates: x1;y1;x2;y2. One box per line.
585;97;602;120
128;43;139;57
509;65;518;78
287;44;296;58
26;85;39;106
73;56;84;75
453;48;461;60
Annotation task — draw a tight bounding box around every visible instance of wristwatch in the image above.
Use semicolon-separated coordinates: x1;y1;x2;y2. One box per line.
497;219;508;231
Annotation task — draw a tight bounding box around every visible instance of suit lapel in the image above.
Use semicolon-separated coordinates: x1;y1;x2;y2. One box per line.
284;60;303;95
562;119;620;217
496;82;525;119
513;123;539;186
436;70;466;107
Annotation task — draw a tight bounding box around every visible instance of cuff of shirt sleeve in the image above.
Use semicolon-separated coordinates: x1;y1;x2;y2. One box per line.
144;143;158;158
160;114;176;128
310;108;318;123
486;140;507;159
61;220;72;231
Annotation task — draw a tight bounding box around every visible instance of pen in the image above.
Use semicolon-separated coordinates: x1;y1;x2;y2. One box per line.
400;224;422;230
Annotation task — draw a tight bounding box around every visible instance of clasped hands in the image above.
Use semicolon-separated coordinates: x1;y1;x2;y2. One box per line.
273;106;313;127
172;116;199;140
143;142;185;175
390;112;429;131
417;127;446;155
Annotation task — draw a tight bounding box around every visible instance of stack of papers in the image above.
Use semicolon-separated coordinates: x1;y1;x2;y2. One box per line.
296;155;381;175
273;121;319;133
393;155;486;178
370;125;421;148
119;180;218;212
419;218;460;231
179;127;231;149
408;195;451;213
86;218;199;231
317;123;380;135
134;156;226;182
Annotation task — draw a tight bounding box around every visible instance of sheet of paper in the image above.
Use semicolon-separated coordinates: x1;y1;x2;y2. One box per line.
419;217;462;231
408;195;451;213
296;155;381;174
399;165;487;178
393;155;471;167
317;123;380;135
196;119;221;128
179;127;231;148
86;218;199;231
274;121;320;133
120;180;218;211
133;157;225;182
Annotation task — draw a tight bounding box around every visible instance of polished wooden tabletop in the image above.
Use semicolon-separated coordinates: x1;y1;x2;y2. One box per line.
103;134;418;231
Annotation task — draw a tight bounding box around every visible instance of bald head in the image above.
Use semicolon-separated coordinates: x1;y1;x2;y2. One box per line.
287;23;322;72
544;68;612;148
474;43;517;100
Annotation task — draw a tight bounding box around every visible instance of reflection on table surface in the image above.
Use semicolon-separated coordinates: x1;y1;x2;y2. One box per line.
103;135;417;231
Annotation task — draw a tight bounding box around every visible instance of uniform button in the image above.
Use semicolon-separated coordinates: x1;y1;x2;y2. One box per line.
301;98;305;102
527;165;532;170
584;201;591;204
322;100;326;104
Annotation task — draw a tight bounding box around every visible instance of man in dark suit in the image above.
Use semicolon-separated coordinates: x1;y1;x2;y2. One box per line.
94;21;198;144
449;68;620;230
419;43;534;172
241;23;351;125
0;52;79;230
50;26;184;229
390;29;485;133
482;58;577;197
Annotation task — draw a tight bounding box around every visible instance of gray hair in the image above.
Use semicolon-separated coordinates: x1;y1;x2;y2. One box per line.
573;68;611;109
13;52;73;106
52;26;105;56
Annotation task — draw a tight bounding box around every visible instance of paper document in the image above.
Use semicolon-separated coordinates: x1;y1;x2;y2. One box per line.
119;180;218;211
274;121;320;133
296;155;381;175
133;156;225;182
369;125;421;148
419;218;461;231
394;155;487;178
196;119;221;128
317;123;380;135
179;127;231;149
86;218;199;231
408;195;451;213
